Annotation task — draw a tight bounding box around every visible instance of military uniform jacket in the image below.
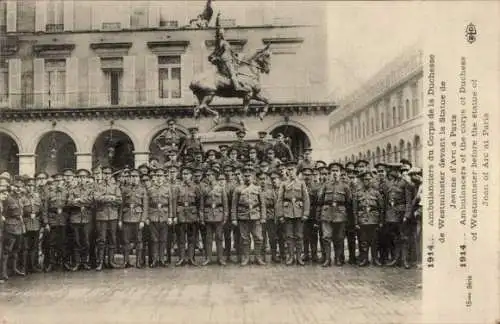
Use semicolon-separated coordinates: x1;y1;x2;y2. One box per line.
44;185;69;226
20;191;43;231
260;186;277;222
254;141;273;160
353;187;384;226
67;184;94;224
180;137;203;156
273;142;294;161
231;140;252;157
317;180;352;223
147;183;171;223
200;182;228;223
93;181;122;221
384;178;412;222
121;184;149;223
276;179;310;219
231;183;266;222
305;181;320;221
173;181;200;223
3;194;24;235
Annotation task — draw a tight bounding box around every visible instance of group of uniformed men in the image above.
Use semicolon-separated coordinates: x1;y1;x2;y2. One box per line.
0;126;423;283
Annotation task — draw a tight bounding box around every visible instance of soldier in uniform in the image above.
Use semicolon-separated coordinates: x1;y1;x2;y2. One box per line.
247;147;260;168
231;129;252;158
277;161;310;266
9;178;27;276
302;167;321;263
257;171;275;262
218;145;230;164
93;166;122;271
172;167;200;266
383;163;413;268
354;171;384;267
200;168;228;266
21;176;43;273
179;127;204;159
120;169;148;268
165;165;179;264
224;148;243;170
254;131;273;161
0;186;26;281
43;173;69;272
409;167;423;269
67;169;94;271
205;149;219;166
316;163;352;266
343;161;362;265
155;118;181;154
163;148;182;170
223;165;240;263
231;166;266;266
147;168;172;268
273;133;294;162
297;148;315;173
265;148;282;172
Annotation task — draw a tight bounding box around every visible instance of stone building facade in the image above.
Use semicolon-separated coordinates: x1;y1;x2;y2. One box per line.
328;46;424;167
0;1;334;176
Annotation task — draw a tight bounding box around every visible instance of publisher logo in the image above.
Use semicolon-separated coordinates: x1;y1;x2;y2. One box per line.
465;23;477;44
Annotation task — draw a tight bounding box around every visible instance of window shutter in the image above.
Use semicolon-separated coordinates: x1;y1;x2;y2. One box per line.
147;1;158;28
33;58;45;108
8;58;21;108
88;57;104;106
122;56;135;105
35;0;47;32
6;1;16;32
66;57;78;107
145;55;158;104
63;0;74;31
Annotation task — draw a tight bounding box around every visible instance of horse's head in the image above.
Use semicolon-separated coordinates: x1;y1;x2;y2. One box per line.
252;44;271;74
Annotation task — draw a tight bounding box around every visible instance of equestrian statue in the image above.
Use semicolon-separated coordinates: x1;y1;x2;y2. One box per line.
190;12;272;125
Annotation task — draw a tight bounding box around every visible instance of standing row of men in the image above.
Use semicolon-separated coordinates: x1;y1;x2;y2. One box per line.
0;139;422;283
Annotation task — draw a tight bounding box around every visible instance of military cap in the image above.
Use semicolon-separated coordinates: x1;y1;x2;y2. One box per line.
101;166;113;173
358;171;373;179
386;163;402;171
280;156;289;164
228;147;239;155
138;163;150;171
0;186;9;193
166;118;176;125
12;175;23;184
153;168;165;175
249;147;257;153
374;162;387;169
52;172;63;179
62;168;74;176
286;160;298;167
167;148;178;154
301;167;313;176
46;177;54;183
257;131;267;136
223;165;233;172
328;162;344;170
256;172;268;179
218;144;229;151
345;162;355;170
277;163;287;170
188;126;199;133
216;173;226;180
120;168;131;176
236;129;246;136
193;167;203;175
205;149;218;158
193;149;203;155
166;164;179;171
315;160;327;168
259;160;269;167
243;165;255;173
129;169;141;176
35;172;48;179
269;170;280;179
20;174;31;181
181;166;193;173
355;159;369;167
400;159;412;167
141;174;151;181
0;171;13;182
275;133;285;139
266;147;275;153
408;167;422;175
76;169;91;176
304;147;313;153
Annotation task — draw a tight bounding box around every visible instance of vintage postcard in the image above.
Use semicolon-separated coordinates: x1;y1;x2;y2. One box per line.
0;1;497;323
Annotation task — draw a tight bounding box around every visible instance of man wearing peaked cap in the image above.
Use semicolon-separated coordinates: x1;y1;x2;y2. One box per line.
0;171;11;185
273;133;294;162
301;166;321;264
254;131;272;161
297;147;314;173
179;126;203;158
231;128;252;158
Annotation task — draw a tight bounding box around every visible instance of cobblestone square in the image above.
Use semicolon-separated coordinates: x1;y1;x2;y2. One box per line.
0;264;421;324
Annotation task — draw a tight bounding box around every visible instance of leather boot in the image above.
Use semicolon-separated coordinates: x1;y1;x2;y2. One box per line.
150;244;159;268
322;242;331;267
402;241;410;269
135;244;144;269
358;242;369;267
201;240;211;266
23;251;30;274
296;241;305;266
255;244;266;266
30;250;42;273
216;240;226;266
240;244;249;266
175;243;186;266
278;241;286;263
95;247;104;271
13;253;26;276
1;255;8;281
334;241;344;266
123;246;132;268
372;242;382;266
270;248;279;263
285;240;295;266
386;245;400;267
70;253;80;272
108;248;119;269
187;243;197;266
159;242;168;267
81;256;91;270
311;243;319;263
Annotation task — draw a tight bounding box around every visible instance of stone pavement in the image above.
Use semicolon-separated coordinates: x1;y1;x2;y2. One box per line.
0;264;421;324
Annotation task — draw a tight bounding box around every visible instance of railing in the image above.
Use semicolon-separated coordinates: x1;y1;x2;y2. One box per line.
2;87;314;110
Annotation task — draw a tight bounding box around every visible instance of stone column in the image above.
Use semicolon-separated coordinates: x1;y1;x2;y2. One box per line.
75;152;92;171
134;151;150;167
18;153;36;177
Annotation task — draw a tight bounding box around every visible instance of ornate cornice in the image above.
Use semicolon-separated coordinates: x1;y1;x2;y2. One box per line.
90;42;132;50
0;103;336;123
0;36;19;56
33;44;75;58
205;39;247;52
147;41;190;54
262;37;304;54
90;42;132;57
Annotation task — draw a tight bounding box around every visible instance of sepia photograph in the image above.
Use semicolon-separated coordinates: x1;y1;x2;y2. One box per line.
0;1;497;323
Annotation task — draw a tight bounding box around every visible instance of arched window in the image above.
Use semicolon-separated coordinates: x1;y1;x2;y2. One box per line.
381;112;385;130
407;142;413;164
405;99;410;120
398;104;404;123
382;148;386;162
393;143;398;161
399;139;405;159
376;146;381;163
414;135;421;166
387;144;392;163
392;106;397;126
